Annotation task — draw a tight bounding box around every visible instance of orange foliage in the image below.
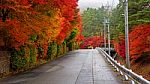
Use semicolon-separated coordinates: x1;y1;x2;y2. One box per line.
1;0;82;53
113;36;125;59
129;24;150;60
80;36;104;49
113;24;150;60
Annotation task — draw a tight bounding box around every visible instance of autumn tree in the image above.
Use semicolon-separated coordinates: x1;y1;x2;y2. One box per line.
0;0;83;70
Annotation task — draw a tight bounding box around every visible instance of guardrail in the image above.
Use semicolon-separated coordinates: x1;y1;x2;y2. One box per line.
96;48;150;84
100;48;115;51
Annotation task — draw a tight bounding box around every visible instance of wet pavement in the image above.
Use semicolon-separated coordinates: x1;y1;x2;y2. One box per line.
0;49;123;84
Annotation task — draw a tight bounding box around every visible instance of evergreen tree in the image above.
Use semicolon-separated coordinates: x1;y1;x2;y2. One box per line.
81;7;106;37
110;0;150;40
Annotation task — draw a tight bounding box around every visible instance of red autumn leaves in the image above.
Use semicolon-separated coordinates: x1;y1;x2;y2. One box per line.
113;24;150;60
129;24;150;60
0;0;82;52
113;36;126;58
80;36;104;49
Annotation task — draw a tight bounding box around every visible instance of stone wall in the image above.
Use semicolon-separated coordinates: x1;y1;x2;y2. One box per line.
0;51;10;74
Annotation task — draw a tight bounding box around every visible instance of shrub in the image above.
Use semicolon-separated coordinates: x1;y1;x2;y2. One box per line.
47;42;57;60
57;44;64;57
11;47;27;70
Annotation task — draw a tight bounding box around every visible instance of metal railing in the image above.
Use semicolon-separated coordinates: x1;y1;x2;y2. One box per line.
96;48;150;84
100;48;115;51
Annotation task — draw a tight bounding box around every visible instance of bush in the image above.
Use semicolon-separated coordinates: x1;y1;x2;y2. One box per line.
47;42;57;60
80;36;104;49
29;46;37;64
11;47;27;70
57;44;64;57
67;42;73;51
63;41;67;54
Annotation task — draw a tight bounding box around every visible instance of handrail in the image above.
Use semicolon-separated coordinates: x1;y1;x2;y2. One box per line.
100;48;115;51
96;48;150;84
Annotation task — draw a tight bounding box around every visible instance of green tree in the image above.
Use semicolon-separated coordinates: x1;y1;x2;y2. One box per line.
81;7;106;37
110;0;150;40
128;0;150;28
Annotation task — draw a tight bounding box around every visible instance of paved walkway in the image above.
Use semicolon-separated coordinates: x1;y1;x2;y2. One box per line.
0;49;123;84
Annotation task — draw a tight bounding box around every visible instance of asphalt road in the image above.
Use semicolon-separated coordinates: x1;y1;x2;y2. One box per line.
0;49;123;84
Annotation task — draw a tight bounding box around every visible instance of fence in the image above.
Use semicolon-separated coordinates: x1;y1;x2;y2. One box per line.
96;48;150;84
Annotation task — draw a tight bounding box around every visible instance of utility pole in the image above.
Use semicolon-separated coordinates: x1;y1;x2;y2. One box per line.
100;25;103;47
106;18;111;56
103;17;106;50
124;0;130;69
101;27;103;36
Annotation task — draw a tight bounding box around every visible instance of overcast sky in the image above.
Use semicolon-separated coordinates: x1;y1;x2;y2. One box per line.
78;0;119;11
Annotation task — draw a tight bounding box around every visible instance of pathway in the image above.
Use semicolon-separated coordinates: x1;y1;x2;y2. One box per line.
0;49;123;84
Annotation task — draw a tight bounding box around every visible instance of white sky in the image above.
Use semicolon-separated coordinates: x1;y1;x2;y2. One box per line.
78;0;119;11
